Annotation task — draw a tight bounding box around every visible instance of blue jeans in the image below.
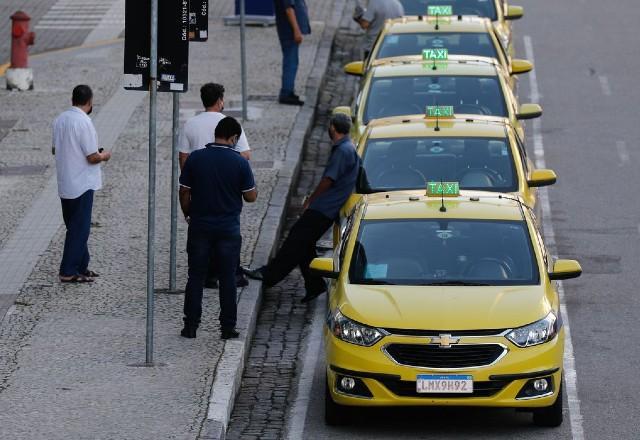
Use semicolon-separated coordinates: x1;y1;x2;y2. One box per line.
279;39;299;98
184;226;241;330
59;190;94;277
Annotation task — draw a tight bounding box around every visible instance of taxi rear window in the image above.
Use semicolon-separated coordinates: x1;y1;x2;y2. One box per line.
363;75;507;124
398;0;498;21
350;219;539;286
378;33;498;60
359;137;517;193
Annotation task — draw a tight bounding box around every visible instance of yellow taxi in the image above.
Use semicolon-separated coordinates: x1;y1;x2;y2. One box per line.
310;189;582;427
346;15;532;81
397;0;524;49
344;110;556;216
333;56;541;143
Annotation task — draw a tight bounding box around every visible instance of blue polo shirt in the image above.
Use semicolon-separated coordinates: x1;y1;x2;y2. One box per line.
273;0;311;42
179;143;255;234
309;136;360;220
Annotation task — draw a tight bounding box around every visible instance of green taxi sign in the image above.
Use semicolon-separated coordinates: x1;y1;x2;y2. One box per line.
427;5;453;16
427;181;460;197
426;105;454;118
422;48;448;61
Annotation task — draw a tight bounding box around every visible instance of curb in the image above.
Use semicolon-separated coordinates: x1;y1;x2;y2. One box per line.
199;2;347;439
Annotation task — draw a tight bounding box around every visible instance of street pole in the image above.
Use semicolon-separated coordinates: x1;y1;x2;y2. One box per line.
239;0;248;121
169;92;179;292
146;0;159;366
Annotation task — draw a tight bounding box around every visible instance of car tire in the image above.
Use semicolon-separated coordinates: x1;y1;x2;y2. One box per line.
325;377;349;426
533;378;564;427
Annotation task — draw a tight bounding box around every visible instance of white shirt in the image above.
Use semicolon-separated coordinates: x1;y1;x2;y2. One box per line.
52;107;102;199
178;111;250;154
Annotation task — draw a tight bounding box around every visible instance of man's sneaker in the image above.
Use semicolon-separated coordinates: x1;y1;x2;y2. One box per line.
278;94;304;106
221;328;240;340
180;326;197;339
242;266;265;281
236;273;249;288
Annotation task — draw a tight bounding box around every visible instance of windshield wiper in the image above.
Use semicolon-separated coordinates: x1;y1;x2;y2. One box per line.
418;281;491;286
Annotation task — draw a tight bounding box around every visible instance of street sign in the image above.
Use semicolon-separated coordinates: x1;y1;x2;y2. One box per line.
189;0;209;41
123;0;189;92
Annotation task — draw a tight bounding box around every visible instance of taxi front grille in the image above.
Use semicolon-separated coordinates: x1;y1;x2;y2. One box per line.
380;378;509;398
385;343;505;369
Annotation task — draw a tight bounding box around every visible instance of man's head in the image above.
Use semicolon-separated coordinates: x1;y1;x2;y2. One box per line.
328;112;351;142
214;116;242;146
72;85;93;114
201;83;225;111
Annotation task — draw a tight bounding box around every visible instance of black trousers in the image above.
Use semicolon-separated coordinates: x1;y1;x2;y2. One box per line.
184;226;241;330
262;209;333;295
59;189;94;277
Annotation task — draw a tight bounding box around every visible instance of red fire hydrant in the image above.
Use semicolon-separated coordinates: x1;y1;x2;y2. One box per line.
6;11;35;90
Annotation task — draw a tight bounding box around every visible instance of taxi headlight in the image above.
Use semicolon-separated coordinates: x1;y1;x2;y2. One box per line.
506;312;558;348
327;309;384;347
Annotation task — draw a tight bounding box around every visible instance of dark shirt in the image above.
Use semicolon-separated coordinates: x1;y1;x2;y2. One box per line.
309;136;360;220
273;0;311;42
179;143;255;234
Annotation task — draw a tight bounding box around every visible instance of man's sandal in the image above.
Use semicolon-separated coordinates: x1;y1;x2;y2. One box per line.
59;275;94;283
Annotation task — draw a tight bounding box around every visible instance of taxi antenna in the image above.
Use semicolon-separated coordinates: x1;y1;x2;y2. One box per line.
434;100;441;131
439;178;447;212
435;13;440;30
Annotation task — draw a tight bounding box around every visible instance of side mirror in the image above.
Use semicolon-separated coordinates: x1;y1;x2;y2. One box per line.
333;105;352;119
344;61;365;76
309;258;339;279
510;59;533;75
549;260;582;281
516;103;542;120
505;5;524;20
527;169;557;188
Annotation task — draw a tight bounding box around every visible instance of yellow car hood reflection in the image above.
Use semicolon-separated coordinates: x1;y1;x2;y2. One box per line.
338;284;551;331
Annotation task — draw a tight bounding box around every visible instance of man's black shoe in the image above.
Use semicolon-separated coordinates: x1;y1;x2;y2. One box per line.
278;94;304;106
180;327;197;338
242;266;264;281
204;277;219;289
236;273;249;288
221;328;240;340
301;289;326;303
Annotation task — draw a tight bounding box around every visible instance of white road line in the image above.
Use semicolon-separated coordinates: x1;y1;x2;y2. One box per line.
524;35;585;440
285;301;325;440
598;76;612;96
616;141;629;165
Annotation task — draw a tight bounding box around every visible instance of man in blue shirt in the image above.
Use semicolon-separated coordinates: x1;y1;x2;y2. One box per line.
179;117;258;339
244;113;360;302
273;0;311;106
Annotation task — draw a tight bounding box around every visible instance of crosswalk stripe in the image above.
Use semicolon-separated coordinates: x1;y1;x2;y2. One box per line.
36;0;122;32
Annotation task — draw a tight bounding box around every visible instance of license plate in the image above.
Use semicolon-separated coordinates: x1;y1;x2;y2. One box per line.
416;374;473;394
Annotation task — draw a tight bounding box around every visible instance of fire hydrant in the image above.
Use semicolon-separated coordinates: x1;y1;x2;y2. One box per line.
6;11;36;91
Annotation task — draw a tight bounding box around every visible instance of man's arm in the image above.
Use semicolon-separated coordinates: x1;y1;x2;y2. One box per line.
285;6;303;44
240;150;251;160
303;177;334;210
179;186;191;220
179;152;189;170
243;188;258;203
86;150;111;164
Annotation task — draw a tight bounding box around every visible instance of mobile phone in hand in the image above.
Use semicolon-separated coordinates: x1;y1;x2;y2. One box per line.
98;148;104;153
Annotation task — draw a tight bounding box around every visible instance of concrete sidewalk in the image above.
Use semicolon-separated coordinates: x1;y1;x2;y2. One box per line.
0;0;347;438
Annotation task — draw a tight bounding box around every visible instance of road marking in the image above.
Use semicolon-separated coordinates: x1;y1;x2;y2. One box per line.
616;141;629;165
35;0;121;30
285;301;325;440
525;35;585;440
598;75;612;96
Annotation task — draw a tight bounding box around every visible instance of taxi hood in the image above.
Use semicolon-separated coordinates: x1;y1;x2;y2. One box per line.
338;284;551;331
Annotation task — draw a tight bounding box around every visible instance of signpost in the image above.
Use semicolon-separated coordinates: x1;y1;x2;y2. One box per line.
189;0;209;41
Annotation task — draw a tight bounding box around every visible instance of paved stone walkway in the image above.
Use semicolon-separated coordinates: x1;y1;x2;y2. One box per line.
225;13;362;440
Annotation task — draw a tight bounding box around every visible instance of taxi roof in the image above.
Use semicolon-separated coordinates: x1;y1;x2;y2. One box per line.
365;115;512;139
362;192;525;221
384;16;492;34
371;56;501;77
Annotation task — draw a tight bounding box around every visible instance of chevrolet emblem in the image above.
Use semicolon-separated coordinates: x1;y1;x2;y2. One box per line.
431;334;460;348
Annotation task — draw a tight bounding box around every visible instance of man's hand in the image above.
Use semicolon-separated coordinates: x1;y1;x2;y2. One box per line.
101;151;112;162
86;150;112;164
293;30;303;45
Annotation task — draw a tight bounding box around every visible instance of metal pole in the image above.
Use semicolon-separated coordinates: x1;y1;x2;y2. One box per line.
239;0;248;121
146;0;159;366
169;92;180;291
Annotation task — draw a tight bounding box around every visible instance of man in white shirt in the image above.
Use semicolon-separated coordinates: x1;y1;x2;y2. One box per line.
179;83;251;288
52;85;111;283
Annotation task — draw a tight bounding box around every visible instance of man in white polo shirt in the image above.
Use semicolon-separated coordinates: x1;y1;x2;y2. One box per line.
179;83;251;287
52;85;111;283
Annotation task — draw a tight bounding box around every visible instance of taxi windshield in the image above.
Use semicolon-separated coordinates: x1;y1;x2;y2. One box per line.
363;75;507;124
378;33;498;60
359;137;516;193
398;0;498;20
350;219;539;286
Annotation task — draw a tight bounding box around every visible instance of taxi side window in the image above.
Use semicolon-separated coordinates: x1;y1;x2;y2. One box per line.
515;135;529;173
353;91;362;120
529;212;549;269
337;212;356;268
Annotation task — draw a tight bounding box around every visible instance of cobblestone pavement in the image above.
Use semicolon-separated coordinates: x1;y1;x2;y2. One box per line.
0;0;343;438
225;15;362;440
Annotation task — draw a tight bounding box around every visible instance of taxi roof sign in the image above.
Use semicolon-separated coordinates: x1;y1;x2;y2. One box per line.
427;181;460;197
426;105;454;118
427;5;453;16
422;48;448;61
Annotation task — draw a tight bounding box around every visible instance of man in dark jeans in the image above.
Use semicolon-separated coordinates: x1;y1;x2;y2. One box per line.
179;117;258;339
243;113;360;302
273;0;311;106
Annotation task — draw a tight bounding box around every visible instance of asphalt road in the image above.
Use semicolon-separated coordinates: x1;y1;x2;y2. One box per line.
281;1;640;439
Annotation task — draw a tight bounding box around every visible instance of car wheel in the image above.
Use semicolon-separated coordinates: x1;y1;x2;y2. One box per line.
533;378;564;427
325;376;349;426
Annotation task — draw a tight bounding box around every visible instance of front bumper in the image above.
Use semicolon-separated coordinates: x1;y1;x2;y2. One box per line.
325;326;564;408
